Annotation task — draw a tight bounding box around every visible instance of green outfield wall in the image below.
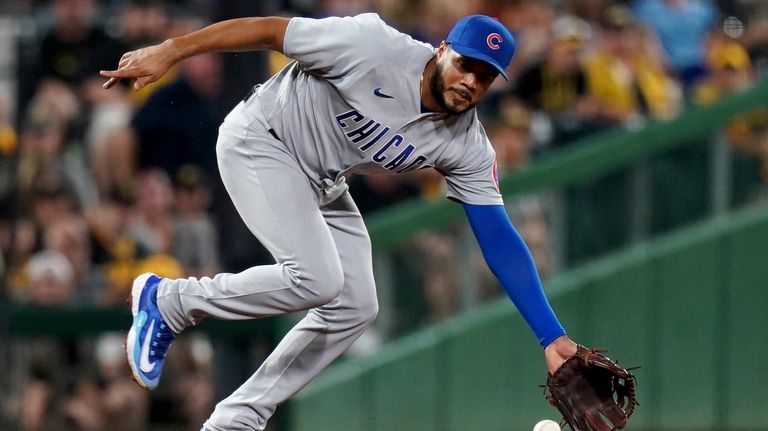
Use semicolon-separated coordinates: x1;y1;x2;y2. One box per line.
291;202;768;431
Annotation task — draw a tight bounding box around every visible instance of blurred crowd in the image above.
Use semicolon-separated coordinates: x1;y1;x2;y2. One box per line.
1;0;768;429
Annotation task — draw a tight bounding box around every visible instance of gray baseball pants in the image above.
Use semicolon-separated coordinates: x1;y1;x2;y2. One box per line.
156;100;379;430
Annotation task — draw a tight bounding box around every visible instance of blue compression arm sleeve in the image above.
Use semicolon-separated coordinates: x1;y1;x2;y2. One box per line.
463;203;565;347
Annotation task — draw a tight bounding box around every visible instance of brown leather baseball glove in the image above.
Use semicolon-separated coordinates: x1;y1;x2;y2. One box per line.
545;345;637;431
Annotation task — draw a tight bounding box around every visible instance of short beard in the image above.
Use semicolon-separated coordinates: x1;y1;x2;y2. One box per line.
429;60;467;115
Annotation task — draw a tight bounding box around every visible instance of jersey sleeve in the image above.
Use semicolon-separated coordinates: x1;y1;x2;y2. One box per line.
283;13;394;78
441;120;504;206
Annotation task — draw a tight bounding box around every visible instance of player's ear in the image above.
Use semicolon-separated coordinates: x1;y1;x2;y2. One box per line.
437;41;448;56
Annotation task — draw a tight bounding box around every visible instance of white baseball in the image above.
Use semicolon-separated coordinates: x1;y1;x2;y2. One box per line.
533;419;561;431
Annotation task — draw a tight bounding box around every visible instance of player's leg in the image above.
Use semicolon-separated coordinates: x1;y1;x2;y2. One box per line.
203;191;378;431
127;102;345;389
157;118;347;328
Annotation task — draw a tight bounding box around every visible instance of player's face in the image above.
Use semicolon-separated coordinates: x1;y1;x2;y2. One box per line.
431;45;499;114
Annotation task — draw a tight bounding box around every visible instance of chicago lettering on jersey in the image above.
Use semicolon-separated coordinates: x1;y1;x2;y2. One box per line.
335;110;428;173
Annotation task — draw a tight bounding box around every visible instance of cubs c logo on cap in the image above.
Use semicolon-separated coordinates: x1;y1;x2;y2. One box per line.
487;33;502;50
447;15;516;80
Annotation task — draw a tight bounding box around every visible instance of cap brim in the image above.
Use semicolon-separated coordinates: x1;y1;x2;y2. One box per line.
450;43;509;81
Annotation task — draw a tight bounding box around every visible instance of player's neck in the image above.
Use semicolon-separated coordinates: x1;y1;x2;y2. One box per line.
420;56;443;113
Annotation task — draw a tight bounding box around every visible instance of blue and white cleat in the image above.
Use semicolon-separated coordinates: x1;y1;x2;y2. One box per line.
126;272;176;390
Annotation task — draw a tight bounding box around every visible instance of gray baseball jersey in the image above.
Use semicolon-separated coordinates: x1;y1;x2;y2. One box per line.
256;13;503;206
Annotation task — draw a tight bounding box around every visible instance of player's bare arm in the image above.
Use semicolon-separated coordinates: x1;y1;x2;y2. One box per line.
100;16;290;90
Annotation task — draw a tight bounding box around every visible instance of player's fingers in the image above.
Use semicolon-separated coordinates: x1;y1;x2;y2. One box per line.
102;77;120;89
119;51;135;64
134;75;156;90
100;69;136;78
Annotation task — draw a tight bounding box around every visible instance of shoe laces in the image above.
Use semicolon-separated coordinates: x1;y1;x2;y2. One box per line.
149;321;175;362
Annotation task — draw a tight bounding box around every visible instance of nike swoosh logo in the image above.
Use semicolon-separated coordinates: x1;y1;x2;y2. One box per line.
139;317;156;373
373;87;394;99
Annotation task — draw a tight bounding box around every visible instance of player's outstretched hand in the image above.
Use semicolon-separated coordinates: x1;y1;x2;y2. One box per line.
544;344;637;431
100;41;176;90
544;335;578;374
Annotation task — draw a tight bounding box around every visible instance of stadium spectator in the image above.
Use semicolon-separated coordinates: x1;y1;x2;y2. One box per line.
3;362;61;430
742;16;768;74
395;0;468;47
28;169;79;236
128;52;222;181
18;81;98;210
694;27;768;205
117;2;180;105
129;169;174;255
584;5;681;126
44;214;106;304
34;0;126;86
61;334;149;431
87;181;184;307
4;168;80;295
0;89;16;158
512;14;601;146
64;375;109;430
113;169;185;301
494;0;556;83
413;230;461;322
695;27;755;106
24;250;76;306
118;0;170;49
566;0;618;22
486;106;533;171
632;0;717;87
62;334;149;431
165;335;215;429
87;186;142;306
172;164;221;277
94;334;151;431
80;74;134;199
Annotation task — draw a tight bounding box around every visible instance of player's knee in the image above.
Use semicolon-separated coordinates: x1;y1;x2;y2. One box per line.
356;295;379;326
299;260;345;306
347;284;378;326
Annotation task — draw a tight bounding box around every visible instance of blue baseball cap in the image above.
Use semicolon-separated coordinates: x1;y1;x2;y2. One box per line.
446;15;516;81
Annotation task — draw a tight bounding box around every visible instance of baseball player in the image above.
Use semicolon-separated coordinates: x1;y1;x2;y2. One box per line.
102;13;580;431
